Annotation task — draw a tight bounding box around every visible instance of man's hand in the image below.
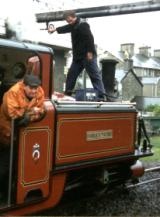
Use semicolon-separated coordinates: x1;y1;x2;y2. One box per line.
27;107;45;122
86;52;93;61
48;24;56;34
26;107;41;115
16;113;30;127
33;107;41;114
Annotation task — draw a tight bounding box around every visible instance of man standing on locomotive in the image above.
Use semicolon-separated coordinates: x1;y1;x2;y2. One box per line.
48;10;106;101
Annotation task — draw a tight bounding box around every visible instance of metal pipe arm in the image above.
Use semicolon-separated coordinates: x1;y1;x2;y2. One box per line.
36;0;160;23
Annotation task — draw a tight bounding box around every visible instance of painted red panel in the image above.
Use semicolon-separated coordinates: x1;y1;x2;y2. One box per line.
21;128;50;185
56;112;136;164
16;101;55;204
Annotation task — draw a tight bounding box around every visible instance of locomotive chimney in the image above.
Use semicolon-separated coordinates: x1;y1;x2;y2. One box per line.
100;59;118;100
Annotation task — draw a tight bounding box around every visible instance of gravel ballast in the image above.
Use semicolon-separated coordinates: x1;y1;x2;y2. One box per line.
39;161;160;216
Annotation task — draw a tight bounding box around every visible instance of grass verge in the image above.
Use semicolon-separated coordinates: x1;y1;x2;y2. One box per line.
142;136;160;162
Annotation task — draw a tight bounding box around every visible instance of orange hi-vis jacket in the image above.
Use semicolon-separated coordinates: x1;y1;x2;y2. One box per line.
0;81;45;145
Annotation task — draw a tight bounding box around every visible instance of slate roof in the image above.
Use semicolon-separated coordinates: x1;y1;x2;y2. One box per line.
132;54;160;69
102;49;160;84
108;51;160;70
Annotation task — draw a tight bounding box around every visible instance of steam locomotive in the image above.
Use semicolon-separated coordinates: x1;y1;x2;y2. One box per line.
0;38;152;215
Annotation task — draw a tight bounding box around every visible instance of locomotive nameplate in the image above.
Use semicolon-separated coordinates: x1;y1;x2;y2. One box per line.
86;130;113;141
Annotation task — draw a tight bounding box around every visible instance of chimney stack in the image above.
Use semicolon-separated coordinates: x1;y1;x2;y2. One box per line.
121;43;134;58
154;49;160;58
139;46;151;57
124;59;133;71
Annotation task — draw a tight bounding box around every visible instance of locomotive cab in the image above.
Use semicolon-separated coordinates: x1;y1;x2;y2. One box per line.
0;39;55;212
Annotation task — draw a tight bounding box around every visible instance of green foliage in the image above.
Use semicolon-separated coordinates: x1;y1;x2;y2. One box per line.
154;105;160;116
144;104;160;116
144;104;157;112
142;136;160;162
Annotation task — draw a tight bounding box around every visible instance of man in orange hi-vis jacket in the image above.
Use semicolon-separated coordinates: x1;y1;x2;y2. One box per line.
0;73;45;199
0;73;45;146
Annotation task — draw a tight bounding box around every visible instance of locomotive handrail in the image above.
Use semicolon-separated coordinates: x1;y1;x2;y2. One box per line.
7;119;15;207
53;100;136;106
54;101;136;112
137;116;152;151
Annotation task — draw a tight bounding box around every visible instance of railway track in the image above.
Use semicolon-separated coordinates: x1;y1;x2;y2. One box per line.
61;165;160;200
145;165;160;173
126;165;160;189
38;164;160;216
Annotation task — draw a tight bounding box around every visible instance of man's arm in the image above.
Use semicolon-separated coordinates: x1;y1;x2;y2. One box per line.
27;87;45;121
4;91;25;119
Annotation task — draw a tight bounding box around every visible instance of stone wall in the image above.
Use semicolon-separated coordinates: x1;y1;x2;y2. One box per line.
122;71;142;100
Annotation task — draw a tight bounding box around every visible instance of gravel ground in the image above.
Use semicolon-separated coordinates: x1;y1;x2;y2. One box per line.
39;161;160;216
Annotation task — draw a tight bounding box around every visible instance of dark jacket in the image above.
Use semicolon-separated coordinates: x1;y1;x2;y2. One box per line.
56;18;97;61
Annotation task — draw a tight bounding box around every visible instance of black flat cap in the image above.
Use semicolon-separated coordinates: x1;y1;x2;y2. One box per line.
23;74;41;87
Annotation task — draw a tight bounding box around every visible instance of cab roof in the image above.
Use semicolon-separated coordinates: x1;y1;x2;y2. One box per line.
0;38;53;54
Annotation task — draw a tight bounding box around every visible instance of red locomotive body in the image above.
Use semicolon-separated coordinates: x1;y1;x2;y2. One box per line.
0;39;152;215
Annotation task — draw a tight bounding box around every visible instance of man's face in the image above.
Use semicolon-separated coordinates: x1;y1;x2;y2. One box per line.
66;16;77;25
24;85;38;99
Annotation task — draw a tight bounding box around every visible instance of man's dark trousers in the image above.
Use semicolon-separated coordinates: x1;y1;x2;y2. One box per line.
65;57;105;99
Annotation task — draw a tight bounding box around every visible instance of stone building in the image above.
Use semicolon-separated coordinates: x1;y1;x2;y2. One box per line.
48;44;71;93
103;43;160;104
141;77;160;97
121;68;143;101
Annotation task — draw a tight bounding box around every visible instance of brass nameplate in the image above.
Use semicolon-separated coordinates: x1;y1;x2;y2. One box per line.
86;130;113;141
